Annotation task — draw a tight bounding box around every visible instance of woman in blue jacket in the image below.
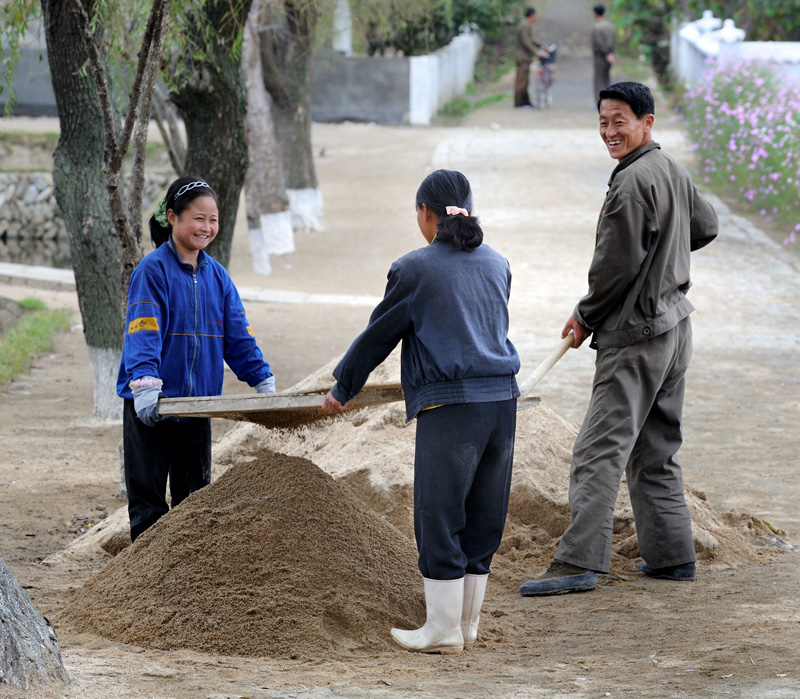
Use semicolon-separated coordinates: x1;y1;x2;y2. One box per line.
323;169;520;654
117;176;274;542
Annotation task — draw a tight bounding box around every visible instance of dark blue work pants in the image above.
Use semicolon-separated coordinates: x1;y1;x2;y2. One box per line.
413;399;517;580
122;399;211;542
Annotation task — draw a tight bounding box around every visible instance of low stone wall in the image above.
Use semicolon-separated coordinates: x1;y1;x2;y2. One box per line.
0;173;169;267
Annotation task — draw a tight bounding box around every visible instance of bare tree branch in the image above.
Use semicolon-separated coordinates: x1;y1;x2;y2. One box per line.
70;0;172;295
153;84;187;175
126;4;171;236
111;0;170;173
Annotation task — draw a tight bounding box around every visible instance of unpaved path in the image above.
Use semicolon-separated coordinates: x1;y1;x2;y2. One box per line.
1;53;798;698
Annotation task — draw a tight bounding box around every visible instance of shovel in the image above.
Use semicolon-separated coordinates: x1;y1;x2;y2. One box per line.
517;330;574;403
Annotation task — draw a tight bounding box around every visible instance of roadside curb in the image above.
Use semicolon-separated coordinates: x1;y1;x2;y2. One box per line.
0;262;382;307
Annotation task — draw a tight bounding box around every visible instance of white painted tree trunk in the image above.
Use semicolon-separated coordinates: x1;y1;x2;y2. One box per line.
243;0;293;274
332;0;352;56
287;187;325;233
0;554;70;688
259;210;294;256
88;345;123;420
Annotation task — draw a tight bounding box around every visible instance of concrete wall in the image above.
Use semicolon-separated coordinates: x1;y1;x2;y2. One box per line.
1;23;56;117
312;30;482;126
311;51;410;123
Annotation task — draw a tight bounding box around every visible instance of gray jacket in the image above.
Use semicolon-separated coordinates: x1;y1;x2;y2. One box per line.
591;19;616;60
575;141;718;349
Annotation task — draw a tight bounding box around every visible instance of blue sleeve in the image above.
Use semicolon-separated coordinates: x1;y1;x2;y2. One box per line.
221;274;272;387
117;264;168;397
332;261;412;403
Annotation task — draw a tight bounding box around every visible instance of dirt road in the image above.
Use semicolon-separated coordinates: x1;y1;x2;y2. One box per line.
1;54;799;698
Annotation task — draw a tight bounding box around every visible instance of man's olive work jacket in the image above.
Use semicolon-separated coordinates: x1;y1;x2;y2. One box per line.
574;141;718;350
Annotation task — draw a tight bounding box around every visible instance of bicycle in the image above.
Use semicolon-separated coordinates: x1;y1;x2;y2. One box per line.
534;43;558;109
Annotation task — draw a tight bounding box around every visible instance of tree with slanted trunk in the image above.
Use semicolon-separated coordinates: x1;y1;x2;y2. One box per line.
0;553;69;689
166;0;254;269
39;0;170;420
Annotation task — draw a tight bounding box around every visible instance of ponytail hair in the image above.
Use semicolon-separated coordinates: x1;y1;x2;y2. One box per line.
415;169;483;252
149;175;219;248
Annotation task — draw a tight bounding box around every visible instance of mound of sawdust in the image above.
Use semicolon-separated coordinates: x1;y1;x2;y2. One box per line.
286;346;402;395
56;352;786;659
217;401;781;581
59;450;424;658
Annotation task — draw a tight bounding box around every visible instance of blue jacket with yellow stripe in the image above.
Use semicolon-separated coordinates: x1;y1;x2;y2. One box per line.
116;237;271;400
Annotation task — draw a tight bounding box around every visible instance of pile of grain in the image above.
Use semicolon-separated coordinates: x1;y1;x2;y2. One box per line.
61;450;424;658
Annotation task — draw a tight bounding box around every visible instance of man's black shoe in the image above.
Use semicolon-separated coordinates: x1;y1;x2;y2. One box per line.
636;561;696;580
519;560;596;596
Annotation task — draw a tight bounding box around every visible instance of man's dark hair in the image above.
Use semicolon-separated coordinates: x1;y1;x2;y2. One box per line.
525;7;536;18
597;81;655;119
593;4;606;16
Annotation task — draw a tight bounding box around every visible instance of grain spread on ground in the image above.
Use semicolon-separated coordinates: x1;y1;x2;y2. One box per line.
59;353;782;659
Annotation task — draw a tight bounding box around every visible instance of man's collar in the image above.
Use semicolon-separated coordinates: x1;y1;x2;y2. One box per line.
608;141;661;184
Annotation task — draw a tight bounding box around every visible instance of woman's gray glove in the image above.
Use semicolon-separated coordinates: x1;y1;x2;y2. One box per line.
131;377;164;426
255;375;276;394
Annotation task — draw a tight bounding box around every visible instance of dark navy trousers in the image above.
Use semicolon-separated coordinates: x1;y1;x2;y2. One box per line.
122;399;211;541
413;399;517;580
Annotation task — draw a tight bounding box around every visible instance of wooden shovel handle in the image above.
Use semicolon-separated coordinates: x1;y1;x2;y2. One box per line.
517;331;574;400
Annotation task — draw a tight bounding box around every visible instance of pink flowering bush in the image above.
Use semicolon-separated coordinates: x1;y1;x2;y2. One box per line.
682;58;800;245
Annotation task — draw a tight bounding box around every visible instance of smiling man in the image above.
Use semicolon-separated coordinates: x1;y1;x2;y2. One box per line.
519;82;719;596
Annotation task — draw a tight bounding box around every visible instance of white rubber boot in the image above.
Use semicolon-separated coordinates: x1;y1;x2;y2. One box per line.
461;573;489;649
391;577;464;654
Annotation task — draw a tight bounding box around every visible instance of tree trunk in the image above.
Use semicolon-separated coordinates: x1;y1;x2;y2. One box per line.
261;0;324;233
169;0;254;269
42;0;124;420
243;0;293;269
0;554;69;689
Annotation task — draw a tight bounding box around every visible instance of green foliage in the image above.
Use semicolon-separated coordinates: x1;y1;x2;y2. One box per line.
681;59;800;243
0;302;71;385
0;0;40;115
349;0;519;56
451;0;519;39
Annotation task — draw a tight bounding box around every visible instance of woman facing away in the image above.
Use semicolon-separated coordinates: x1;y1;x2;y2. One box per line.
323;169;520;653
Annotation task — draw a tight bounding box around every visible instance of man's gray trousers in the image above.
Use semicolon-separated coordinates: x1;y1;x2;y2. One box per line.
556;317;697;574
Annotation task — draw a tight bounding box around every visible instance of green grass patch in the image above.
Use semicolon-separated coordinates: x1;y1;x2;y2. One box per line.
474;92;510;109
0;131;59;150
0;300;71;385
438;96;473;119
436;89;512;123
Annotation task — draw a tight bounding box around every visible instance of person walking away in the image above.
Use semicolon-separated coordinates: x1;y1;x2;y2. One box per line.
514;7;545;108
117;175;276;542
322;170;520;653
519;82;718;597
591;4;616;102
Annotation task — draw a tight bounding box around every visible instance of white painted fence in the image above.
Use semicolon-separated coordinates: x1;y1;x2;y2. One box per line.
671;11;800;85
409;30;483;126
